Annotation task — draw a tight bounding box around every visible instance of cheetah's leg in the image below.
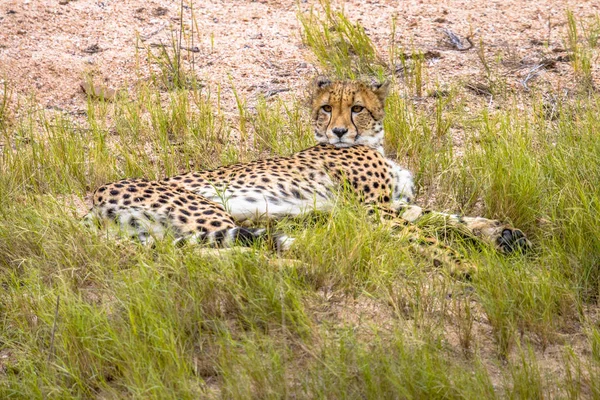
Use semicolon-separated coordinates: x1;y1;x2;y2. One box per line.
385;158;528;252
370;206;477;278
392;202;530;253
174;227;294;252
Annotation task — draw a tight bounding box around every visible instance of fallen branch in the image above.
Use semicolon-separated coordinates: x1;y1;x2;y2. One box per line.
520;63;546;91
140;25;166;41
441;28;473;51
465;82;492;97
265;88;290;98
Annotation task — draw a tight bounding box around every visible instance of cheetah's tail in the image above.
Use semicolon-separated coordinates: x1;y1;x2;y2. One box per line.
175;227;294;252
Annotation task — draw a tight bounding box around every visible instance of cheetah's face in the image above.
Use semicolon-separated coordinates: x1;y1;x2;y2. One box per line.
310;78;389;151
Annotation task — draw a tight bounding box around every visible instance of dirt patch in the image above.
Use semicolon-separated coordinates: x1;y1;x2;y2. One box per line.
1;0;598;120
0;0;309;118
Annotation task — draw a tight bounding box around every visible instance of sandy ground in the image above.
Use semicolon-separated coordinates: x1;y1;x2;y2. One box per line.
1;0;599;119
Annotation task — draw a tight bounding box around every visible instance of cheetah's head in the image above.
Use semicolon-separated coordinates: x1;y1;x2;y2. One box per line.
310;78;389;154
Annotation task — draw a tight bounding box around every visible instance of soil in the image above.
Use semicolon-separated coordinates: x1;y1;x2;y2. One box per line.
1;0;599;119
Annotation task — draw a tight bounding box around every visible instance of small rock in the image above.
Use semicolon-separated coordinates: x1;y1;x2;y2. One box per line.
153;7;168;16
556;54;572;62
83;44;101;54
530;38;545;46
429;89;450;98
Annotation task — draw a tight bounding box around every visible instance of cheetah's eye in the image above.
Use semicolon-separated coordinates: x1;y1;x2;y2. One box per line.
321;105;332;112
351;105;364;113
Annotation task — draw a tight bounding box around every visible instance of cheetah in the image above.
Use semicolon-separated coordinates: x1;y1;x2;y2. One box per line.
86;179;292;250
160;78;529;253
87;78;529;254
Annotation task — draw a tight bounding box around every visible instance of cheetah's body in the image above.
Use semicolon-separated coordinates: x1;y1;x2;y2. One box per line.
87;78;529;253
161;144;413;221
92;178;237;240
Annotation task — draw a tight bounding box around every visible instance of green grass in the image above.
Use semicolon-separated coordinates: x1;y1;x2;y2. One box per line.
298;0;387;79
566;10;596;91
2;6;600;399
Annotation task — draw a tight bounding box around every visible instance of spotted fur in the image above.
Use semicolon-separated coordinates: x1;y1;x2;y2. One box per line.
86;79;529;256
86;178;292;251
161;144;414;221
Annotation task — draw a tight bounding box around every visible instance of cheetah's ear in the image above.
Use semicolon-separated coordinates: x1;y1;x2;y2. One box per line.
370;80;390;103
313;76;332;89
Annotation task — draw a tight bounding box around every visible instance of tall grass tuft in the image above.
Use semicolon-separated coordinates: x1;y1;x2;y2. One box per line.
298;0;387;79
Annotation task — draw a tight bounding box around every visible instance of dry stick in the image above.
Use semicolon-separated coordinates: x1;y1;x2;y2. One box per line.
180;46;200;53
521;63;545;91
140;25;166;41
441;28;473;51
46;295;60;366
465;83;492;96
265;88;290;98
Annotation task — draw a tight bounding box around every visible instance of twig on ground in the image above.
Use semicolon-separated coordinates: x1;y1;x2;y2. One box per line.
140;25;166;41
265;88;290;98
180;45;200;53
465;82;492;96
441;28;473;51
520;63;546;91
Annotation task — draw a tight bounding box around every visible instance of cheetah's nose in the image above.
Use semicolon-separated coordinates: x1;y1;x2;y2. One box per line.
332;127;348;138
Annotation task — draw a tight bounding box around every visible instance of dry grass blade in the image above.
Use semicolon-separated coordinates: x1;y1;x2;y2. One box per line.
46;295;60;366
